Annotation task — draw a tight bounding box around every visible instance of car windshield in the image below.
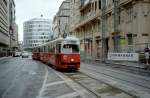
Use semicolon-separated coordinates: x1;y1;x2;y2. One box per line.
62;44;79;54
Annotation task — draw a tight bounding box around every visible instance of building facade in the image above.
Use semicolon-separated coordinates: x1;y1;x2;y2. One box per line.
105;0;150;53
0;0;9;57
9;0;18;51
71;0;102;60
52;0;70;39
0;0;18;57
23;18;52;50
69;0;150;61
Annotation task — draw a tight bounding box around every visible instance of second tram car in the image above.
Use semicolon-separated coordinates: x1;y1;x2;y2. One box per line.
32;36;80;70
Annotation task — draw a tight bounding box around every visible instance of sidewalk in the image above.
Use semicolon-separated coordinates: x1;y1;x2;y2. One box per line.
82;59;147;69
105;60;146;69
0;56;12;60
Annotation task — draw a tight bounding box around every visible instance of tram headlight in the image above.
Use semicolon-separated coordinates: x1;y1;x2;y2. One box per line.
71;58;74;62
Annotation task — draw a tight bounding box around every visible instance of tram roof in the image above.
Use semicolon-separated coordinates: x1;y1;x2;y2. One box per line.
64;35;79;41
32;35;79;49
33;37;64;48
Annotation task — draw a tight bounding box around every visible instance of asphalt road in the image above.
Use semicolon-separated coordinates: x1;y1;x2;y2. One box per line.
0;57;96;98
1;57;150;98
0;57;46;98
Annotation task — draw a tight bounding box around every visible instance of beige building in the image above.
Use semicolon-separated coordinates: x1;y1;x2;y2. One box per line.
69;0;150;61
70;0;102;60
105;0;150;53
52;0;70;38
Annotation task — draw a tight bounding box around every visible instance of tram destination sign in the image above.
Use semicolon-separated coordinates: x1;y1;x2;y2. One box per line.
107;53;139;61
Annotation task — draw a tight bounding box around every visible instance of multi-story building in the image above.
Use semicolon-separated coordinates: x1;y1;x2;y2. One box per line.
52;0;70;38
52;15;59;39
69;0;150;61
0;0;9;57
71;0;102;60
0;0;18;57
23;18;52;50
105;0;150;53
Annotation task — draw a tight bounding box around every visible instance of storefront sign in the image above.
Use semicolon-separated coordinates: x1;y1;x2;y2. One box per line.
107;53;139;61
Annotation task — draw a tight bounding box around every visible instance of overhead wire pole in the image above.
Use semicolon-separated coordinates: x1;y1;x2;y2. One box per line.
101;0;106;62
113;0;119;52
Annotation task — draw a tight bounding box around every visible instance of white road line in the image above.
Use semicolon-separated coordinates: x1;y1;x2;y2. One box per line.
55;92;79;98
37;66;48;97
45;81;65;87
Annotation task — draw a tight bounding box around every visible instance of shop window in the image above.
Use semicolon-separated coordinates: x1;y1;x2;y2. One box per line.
142;33;149;36
127;34;133;45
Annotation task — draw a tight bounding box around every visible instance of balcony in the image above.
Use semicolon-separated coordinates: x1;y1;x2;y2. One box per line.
73;10;101;30
119;0;132;7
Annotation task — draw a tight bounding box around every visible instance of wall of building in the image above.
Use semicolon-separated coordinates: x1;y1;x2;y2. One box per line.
52;0;70;39
0;0;18;57
52;0;150;61
105;0;150;52
70;0;102;60
0;0;9;47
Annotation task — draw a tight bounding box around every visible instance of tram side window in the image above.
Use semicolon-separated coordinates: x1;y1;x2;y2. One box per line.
38;48;40;52
40;47;43;52
48;46;51;53
56;44;61;53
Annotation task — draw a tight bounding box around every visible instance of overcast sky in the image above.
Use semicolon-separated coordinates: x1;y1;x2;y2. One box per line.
14;0;64;41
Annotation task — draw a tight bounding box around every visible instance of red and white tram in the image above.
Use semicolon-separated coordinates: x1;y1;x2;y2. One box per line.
32;36;80;70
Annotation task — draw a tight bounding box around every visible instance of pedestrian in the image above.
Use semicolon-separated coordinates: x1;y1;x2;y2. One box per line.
144;47;150;69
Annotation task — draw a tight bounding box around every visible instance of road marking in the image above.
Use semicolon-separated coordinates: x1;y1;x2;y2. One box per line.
55;92;79;98
37;66;48;97
45;81;65;87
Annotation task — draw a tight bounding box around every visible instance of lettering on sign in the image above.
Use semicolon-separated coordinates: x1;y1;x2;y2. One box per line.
107;53;139;61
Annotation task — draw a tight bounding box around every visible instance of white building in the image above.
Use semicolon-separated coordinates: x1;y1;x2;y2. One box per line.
23;18;52;50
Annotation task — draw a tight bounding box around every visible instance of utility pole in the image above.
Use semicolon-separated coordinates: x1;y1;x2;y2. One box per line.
101;0;106;62
113;0;119;52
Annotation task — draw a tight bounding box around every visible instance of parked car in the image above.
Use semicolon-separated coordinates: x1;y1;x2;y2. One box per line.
22;52;29;58
13;52;21;57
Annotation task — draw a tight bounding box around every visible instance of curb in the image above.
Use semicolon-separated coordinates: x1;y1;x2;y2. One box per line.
0;56;12;60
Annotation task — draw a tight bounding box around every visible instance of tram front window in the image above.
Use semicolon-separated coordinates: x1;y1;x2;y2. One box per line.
62;44;79;54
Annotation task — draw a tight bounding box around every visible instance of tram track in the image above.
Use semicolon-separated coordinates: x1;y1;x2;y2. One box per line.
83;61;150;77
83;64;150;83
64;72;101;98
80;65;150;97
63;71;137;98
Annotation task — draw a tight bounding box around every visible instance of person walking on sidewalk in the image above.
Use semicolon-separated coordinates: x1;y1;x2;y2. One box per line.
144;47;150;69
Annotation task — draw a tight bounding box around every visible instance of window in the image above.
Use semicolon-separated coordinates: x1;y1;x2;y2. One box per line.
56;43;61;53
142;33;149;36
3;0;7;6
99;0;101;9
127;34;133;45
62;44;79;53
